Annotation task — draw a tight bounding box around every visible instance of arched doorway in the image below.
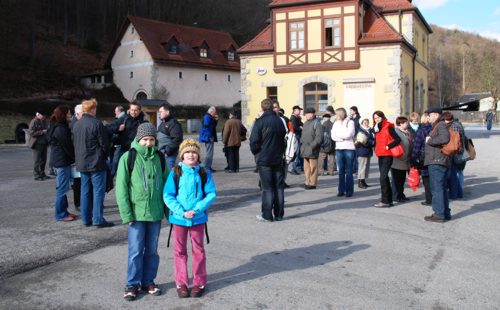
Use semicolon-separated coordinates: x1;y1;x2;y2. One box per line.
136;91;148;100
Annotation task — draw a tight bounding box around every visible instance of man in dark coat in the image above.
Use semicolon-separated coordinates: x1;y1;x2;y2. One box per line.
300;107;323;189
423;107;451;223
72;99;114;228
28;112;50;180
110;101;146;176
289;105;303;175
250;99;287;222
157;103;183;169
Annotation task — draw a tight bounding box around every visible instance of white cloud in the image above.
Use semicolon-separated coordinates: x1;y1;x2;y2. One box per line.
437;24;499;42
414;0;450;10
479;31;500;42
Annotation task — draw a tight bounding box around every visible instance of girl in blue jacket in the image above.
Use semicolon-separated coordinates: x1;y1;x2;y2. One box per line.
164;139;216;298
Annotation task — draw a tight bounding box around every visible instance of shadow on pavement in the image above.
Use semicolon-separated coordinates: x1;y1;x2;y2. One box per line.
203;240;370;293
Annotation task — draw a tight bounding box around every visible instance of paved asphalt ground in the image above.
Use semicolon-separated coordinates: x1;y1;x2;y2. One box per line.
0;124;499;309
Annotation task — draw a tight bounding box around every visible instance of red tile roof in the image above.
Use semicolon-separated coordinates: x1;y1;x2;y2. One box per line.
106;16;239;71
238;25;273;54
370;0;416;12
359;6;402;44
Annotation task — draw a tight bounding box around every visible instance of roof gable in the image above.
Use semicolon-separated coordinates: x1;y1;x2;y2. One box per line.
106;16;240;71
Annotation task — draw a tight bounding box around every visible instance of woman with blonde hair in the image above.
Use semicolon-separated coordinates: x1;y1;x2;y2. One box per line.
331;108;356;197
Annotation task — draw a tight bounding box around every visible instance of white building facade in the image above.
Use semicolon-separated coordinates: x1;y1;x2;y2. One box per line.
108;16;241;107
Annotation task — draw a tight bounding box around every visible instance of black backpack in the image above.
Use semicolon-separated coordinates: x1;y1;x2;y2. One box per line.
320;124;333;150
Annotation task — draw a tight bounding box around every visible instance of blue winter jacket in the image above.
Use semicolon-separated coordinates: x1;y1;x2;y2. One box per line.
163;162;217;226
199;113;218;143
355;127;374;157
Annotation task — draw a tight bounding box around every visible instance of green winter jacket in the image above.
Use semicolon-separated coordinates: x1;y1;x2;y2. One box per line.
116;139;169;224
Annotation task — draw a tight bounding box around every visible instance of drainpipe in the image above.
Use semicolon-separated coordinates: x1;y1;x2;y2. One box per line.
398;10;402;35
412;52;416;113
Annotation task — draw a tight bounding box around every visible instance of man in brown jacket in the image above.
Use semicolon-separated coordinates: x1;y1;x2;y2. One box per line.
222;111;242;173
28;112;50;181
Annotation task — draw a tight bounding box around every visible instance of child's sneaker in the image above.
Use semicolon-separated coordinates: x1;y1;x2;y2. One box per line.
143;283;161;296
190;285;205;298
176;285;189;298
123;286;138;301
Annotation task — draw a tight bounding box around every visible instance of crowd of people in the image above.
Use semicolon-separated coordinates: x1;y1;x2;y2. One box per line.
27;97;476;300
248;99;472;224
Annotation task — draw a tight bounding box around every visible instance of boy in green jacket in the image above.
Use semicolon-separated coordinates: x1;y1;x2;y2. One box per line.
116;123;169;301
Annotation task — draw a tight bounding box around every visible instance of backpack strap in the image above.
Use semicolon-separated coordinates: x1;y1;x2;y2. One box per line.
127;148;137;174
205;223;210;244
167;224;173;248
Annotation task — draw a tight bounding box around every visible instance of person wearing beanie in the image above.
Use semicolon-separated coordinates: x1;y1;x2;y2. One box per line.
116;122;169;301
164;138;216;298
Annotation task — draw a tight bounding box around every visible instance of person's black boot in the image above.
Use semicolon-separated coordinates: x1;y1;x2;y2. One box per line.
358;179;367;189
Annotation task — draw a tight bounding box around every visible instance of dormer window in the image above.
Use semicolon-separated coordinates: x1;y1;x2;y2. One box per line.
228;51;235;61
164;37;179;54
200;48;208;58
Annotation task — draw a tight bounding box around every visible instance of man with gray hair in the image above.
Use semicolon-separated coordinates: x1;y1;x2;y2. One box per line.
199;106;218;172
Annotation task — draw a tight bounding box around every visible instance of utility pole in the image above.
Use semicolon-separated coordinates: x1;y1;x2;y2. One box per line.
462;42;470;94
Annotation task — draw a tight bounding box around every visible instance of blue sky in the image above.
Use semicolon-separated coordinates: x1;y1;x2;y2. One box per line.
414;0;500;41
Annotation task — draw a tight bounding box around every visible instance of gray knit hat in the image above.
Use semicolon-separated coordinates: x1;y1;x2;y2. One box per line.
135;122;156;141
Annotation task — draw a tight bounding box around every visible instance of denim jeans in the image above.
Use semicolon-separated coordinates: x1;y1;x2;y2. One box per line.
258;165;285;220
173;224;207;287
428;164;450;219
126;221;161;288
55;166;72;220
336;149;355;195
110;146;124;178
80;170;107;225
378;156;394;203
204;139;214;170
166;153;178;169
447;163;463;199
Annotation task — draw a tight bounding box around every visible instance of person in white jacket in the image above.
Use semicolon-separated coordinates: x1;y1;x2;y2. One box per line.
331;108;356;197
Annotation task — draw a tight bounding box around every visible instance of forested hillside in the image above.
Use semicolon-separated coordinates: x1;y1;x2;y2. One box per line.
0;0;498;106
0;0;271;99
428;25;500;106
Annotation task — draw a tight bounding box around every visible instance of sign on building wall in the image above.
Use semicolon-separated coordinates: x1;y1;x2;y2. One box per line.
343;82;375;121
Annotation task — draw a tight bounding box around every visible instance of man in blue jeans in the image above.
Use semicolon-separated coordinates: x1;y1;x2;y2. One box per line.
423;107;451;222
250;99;287;222
72;99;114;228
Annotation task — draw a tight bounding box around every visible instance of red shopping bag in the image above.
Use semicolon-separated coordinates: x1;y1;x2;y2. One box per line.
407;167;420;192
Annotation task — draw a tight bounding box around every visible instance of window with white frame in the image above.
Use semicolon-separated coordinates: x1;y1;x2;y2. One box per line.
228;51;235;61
325;19;341;48
289;22;305;50
130;50;134;58
200;48;208;58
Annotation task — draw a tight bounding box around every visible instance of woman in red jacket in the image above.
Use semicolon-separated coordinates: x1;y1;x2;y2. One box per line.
372;111;401;208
